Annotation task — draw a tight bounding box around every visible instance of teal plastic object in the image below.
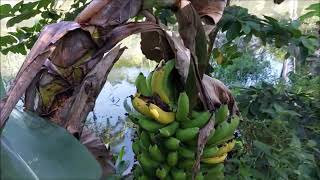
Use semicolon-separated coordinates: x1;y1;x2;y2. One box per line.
0;109;102;179
0;73;5;100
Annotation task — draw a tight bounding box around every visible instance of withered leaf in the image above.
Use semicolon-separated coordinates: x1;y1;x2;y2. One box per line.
0;21;81;129
75;0;112;23
140;31;175;63
201;75;239;116
163;31;191;84
50;29;97;68
66;45;125;136
88;0;142;28
95;22;167;59
80;126;115;176
176;0;210;110
190;0;227;25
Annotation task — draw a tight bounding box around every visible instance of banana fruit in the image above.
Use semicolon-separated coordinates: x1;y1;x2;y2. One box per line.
167;151;178;166
149;103;175;124
201;153;228;164
215;104;229;125
181;111;211;129
135;73;152;96
176;92;189;122
159;121;179;137
146;71;154;95
149;144;165;162
131;94;153;118
151;60;175;105
207;116;240;145
130;60;240;179
176;127;199;142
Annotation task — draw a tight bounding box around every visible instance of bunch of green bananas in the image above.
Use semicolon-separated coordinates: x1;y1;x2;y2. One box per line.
128;60;240;180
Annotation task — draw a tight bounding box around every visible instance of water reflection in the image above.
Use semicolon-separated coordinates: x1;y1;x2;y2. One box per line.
86;57;156;174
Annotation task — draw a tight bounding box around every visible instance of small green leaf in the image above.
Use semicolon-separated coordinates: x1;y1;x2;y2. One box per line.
300;37;316;52
0;4;12;19
241;23;251;34
300;11;320;21
19;1;38;13
37;0;54;10
11;1;24;13
6;10;40;27
118;146;125;161
226;21;242;41
306;3;320;11
0;35;17;47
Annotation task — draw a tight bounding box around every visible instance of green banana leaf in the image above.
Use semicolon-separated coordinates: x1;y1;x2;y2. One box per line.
0;108;102;179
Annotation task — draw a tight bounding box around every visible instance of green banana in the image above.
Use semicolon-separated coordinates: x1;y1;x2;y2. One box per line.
178;159;194;170
165;137;180;150
215;105;229;125
176;127;199;142
209;135;235;147
185;139;197;146
167;151;178;166
159;122;179;137
138;175;149;180
139;131;151;151
202;146;219;158
181;111;211;129
178;146;195;159
205;164;224;180
135;72;152;96
138;115;165;132
156;165;170;179
131;95;153;118
171;169;186;180
195;172;204;180
191;110;202;118
132;140;141;155
133;164;143;177
149;132;157;144
151;60;175;105
127;112;140;124
146;71;154;94
207;116;240;145
149;144;165;162
138;152;159;169
176;92;189;122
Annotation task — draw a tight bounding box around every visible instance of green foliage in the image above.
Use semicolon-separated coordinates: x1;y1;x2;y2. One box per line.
226;75;320;179
212;53;272;86
216;6;319;65
0;0;89;55
300;3;320;22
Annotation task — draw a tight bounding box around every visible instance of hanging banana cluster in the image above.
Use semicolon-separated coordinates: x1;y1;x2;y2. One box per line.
128;60;240;180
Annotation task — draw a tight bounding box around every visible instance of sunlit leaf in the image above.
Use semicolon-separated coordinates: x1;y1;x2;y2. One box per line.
7;10;40;27
0;35;17;47
226;21;241;41
0;4;12;19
